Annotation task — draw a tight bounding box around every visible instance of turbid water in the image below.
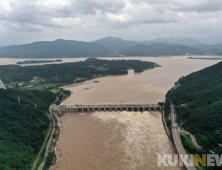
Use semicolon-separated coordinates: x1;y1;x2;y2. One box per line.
52;56;219;170
0;56;219;169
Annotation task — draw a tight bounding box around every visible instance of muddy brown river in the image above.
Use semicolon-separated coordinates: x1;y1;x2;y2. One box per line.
53;56;219;170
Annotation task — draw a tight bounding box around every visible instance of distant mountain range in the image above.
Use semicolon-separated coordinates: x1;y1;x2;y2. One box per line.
141;37;203;47
0;36;222;58
0;39;112;58
92;36;138;52
122;43;203;56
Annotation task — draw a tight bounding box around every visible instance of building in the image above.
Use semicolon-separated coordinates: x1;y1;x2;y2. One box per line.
0;79;6;89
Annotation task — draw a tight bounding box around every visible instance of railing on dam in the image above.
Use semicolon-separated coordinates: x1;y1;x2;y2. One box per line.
54;104;163;113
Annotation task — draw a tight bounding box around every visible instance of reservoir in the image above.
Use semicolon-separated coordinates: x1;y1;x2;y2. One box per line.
52;56;219;170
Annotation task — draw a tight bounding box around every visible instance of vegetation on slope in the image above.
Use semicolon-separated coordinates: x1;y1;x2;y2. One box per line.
163;62;222;169
164;61;222;157
0;89;56;169
122;43;203;56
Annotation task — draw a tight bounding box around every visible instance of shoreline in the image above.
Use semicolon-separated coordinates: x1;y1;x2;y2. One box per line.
161;110;173;143
49;112;62;170
0;55;222;60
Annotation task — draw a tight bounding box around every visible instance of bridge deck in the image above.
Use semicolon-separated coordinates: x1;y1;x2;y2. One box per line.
56;104;163;113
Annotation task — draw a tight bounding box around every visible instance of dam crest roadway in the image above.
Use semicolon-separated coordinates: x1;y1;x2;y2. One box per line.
54;103;163;113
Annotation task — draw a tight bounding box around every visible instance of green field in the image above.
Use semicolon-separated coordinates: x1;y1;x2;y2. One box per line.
180;133;196;154
50;89;60;93
31;84;59;90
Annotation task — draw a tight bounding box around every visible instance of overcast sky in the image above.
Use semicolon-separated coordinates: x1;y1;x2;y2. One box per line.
1;0;222;45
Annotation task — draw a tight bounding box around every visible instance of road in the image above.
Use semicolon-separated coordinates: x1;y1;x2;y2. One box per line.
32;101;57;170
171;103;196;170
31;113;52;170
38;111;55;170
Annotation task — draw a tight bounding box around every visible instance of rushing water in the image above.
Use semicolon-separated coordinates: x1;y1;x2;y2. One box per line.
0;56;219;170
51;56;219;170
54;111;179;170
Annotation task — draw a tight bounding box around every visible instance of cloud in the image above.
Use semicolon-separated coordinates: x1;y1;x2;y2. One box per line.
0;0;222;45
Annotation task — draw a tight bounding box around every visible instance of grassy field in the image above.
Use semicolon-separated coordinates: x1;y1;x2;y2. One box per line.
31;84;60;90
50;89;60;94
180;133;216;170
180;132;196;154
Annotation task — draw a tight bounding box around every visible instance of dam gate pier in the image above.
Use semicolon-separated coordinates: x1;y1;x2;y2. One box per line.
53;104;163;113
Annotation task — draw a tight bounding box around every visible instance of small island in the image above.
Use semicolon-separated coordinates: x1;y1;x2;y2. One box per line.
17;59;63;64
188;57;222;60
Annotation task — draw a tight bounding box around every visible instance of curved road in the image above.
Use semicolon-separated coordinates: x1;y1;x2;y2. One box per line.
171;103;196;170
31;113;52;170
38;111;55;170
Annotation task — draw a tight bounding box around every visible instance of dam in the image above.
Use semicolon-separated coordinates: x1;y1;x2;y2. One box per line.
54;104;163;113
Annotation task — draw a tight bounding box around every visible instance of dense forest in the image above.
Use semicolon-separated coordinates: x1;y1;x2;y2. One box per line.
0;58;159;84
165;61;222;157
0;65;20;71
0;89;56;169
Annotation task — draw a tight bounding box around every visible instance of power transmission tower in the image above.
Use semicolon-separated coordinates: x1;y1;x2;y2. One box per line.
18;95;20;104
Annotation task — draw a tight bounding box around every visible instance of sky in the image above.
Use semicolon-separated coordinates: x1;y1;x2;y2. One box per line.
1;0;222;45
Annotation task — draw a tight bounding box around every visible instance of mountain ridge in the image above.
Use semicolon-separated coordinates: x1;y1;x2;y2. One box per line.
1;36;222;58
0;39;113;58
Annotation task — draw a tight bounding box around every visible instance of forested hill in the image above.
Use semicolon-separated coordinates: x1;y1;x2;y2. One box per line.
0;89;56;169
0;39;112;58
121;43;203;56
0;58;159;84
166;61;222;151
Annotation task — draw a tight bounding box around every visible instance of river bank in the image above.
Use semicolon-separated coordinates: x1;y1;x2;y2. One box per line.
0;55;221;66
51;57;219;170
55;57;218;170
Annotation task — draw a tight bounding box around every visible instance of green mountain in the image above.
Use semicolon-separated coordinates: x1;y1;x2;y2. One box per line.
0;89;56;169
141;40;172;46
142;37;204;46
197;36;222;45
207;48;222;55
0;37;214;58
92;36;138;52
122;43;203;56
0;39;112;58
149;37;178;43
193;44;222;55
165;61;222;154
174;38;204;46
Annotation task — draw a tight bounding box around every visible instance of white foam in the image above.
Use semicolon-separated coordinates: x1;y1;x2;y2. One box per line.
92;111;170;170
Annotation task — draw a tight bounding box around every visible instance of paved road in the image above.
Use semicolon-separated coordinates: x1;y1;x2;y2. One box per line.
38;111;55;170
171;103;196;170
31;113;52;170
